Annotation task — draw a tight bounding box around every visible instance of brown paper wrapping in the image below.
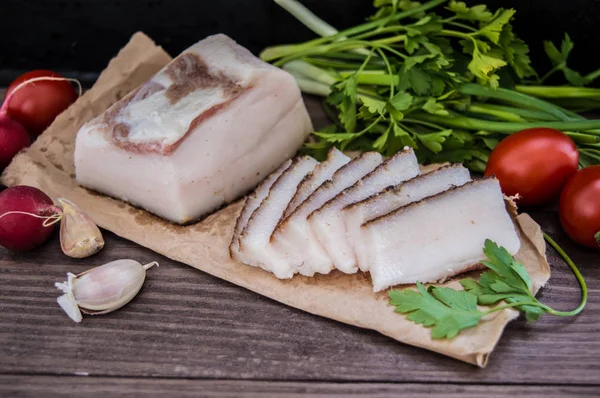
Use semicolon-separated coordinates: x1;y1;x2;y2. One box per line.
1;32;551;367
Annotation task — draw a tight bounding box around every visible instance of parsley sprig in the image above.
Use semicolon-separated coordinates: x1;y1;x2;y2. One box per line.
388;238;587;339
262;0;600;170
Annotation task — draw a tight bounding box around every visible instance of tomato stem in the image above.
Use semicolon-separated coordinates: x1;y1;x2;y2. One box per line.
0;77;82;115
595;231;600;248
543;233;588;316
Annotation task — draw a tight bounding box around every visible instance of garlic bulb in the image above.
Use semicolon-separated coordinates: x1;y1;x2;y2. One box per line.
55;260;158;323
58;198;104;258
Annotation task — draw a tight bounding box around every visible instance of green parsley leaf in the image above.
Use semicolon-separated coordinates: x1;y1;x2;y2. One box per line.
447;1;493;22
476;9;516;44
393;123;417;147
468;48;507;88
313;131;361;144
499;25;536;79
390;92;414;110
422;98;450;115
389;282;484;339
417;129;453;152
543;33;587;86
330;76;359;133
373;124;392;150
360;96;387;116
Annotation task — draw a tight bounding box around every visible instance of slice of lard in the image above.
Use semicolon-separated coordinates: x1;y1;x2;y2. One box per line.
364;177;521;292
283;147;350;219
308;148;420;274
273;152;383;276
230;160;292;260
75;34;312;224
345;164;471;272
238;156;318;279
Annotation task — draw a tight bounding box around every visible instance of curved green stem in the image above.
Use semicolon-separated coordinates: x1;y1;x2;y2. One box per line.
443;20;478;32
412;112;600;135
468;103;562;121
459;84;573;121
402;118;446;130
537;65;562;85
483;301;544;315
543;233;588;317
515;85;600;99
439;29;472;40
261;0;448;61
462;104;526;122
595;232;600;247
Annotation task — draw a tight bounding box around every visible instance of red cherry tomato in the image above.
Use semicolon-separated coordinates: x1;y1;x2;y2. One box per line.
559;166;600;250
484;128;579;206
6;70;78;135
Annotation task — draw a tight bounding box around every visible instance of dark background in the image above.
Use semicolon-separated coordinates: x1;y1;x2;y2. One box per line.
1;0;599;86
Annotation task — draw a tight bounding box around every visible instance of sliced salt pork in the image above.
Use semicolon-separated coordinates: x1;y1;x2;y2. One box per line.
283;147;351;219
308;148;420;274
230;160;292;260
75;34;312;224
344;164;471;272
273;152;383;276
363;178;521;292
238;157;318;279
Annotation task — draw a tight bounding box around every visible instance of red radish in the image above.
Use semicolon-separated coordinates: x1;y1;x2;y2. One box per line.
0;113;30;170
0;186;62;251
6;70;80;135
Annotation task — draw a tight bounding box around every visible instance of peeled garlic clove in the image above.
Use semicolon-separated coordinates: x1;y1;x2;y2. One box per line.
58;198;104;258
55;260;158;322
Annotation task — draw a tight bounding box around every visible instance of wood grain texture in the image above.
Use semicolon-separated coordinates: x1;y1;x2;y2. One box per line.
0;210;599;385
0;377;598;398
1;93;599;390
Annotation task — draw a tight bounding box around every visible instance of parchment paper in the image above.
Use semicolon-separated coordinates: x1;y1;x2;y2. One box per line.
1;32;551;367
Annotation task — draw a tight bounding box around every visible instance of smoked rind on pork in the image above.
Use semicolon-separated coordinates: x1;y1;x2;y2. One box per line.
230;160;292;260
283;147;350;219
238;156;318;279
75;34;312;224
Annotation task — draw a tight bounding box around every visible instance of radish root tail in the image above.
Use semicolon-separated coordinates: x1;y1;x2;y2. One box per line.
0;77;83;114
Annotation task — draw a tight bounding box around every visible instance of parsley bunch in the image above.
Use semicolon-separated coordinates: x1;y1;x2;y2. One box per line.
388;238;587;339
262;0;600;171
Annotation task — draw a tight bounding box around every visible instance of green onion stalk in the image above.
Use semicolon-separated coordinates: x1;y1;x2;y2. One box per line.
261;0;600;172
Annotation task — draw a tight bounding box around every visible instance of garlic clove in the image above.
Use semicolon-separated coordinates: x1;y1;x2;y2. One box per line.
58;198;105;258
55;260;158;322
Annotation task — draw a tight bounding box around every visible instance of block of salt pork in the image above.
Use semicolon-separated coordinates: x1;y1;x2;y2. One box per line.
308;148;419;274
344;164;471;272
363;177;521;292
75;34;312;224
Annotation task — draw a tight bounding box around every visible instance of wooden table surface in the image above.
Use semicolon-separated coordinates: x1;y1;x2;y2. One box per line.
0;91;599;397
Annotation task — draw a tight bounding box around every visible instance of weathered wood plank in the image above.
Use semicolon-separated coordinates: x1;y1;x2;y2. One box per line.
0;376;598;397
0;215;598;384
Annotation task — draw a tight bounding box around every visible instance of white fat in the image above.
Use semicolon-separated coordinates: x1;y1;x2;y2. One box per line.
283;147;350;219
346;164;472;272
120;87;228;145
273;152;383;275
238;157;318;278
364;178;521;292
308;148;420;274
